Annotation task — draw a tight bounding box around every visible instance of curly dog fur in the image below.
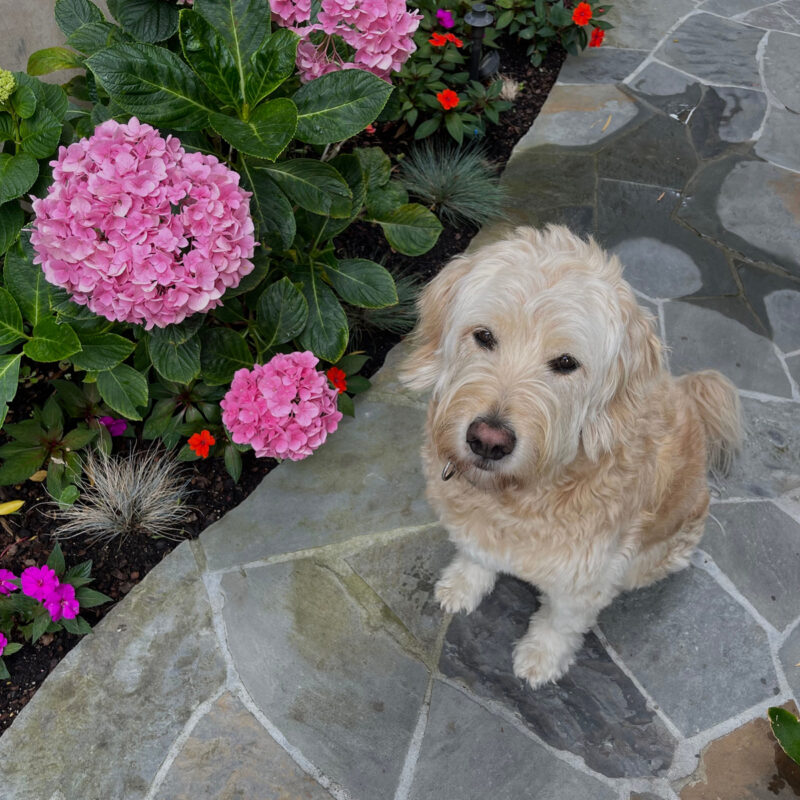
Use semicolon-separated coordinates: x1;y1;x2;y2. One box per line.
400;225;741;688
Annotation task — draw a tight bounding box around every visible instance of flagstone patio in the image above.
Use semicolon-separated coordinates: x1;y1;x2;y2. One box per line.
2;0;800;798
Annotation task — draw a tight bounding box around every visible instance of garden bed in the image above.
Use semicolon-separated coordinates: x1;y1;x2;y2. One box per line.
0;39;565;735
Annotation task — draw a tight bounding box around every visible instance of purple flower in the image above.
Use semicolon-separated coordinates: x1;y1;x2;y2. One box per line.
43;583;80;623
99;416;128;436
20;565;59;603
0;568;18;594
436;8;455;27
0;631;7;657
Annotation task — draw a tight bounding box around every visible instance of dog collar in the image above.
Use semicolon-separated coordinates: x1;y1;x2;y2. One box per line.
442;460;457;481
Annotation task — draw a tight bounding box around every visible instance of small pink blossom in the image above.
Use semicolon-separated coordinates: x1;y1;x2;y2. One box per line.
436;8;455;27
20;565;59;603
274;0;422;82
0;568;18;595
99;416;128;436
31;119;256;330
0;631;7;657
221;351;343;461
43;583;80;623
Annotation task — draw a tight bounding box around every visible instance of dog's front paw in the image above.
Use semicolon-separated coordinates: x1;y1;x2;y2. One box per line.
512;628;576;689
435;575;484;614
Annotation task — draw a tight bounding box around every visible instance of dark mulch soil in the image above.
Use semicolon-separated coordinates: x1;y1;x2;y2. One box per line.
0;39;565;735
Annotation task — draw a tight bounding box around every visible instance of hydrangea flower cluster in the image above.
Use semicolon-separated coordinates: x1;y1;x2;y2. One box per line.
273;0;423;82
31;118;256;330
221;351;343;461
2;565;80;622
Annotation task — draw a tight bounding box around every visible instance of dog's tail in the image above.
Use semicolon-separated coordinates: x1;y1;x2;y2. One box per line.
678;370;742;476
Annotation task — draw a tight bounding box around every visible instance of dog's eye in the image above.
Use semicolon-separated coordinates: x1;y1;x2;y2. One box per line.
473;329;496;350
549;354;580;374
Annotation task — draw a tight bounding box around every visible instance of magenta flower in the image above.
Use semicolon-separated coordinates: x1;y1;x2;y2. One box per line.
31;118;256;330
43;583;80;623
221;351;343;461
436;8;455;27
274;0;422;82
0;631;7;657
99;416;128;436
20;565;59;603
0;568;18;595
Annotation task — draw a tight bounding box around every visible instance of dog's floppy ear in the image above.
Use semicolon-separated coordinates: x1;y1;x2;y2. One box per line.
581;282;662;461
399;255;472;390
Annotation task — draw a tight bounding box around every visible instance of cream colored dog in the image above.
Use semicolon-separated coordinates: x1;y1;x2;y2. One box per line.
400;225;741;689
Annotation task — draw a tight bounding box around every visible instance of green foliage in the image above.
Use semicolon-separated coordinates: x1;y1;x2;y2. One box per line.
399;141;506;227
0;542;111;679
348;269;424;346
769;707;800;766
0;0;448;491
490;0;614;66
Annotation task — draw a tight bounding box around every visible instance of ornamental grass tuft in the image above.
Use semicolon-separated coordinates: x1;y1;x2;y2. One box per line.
398;141;507;228
53;448;194;544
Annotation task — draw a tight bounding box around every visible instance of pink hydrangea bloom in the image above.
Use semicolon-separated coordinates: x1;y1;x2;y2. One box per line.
0;631;7;657
43;583;80;623
20;565;60;603
0;568;18;595
31;118;256;330
274;0;422;82
221;351;343;461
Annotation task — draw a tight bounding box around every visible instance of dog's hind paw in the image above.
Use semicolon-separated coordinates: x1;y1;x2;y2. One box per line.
512;629;576;689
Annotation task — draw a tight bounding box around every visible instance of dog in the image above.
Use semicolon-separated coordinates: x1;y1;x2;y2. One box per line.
399;225;741;689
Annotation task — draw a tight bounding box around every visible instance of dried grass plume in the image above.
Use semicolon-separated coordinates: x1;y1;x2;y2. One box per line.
53;448;194;544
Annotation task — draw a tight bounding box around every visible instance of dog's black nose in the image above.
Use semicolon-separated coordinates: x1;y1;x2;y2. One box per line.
466;418;516;461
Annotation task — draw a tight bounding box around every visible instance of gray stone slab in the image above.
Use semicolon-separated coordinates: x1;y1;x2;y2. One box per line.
219;559;429;799
439;576;677;778
655;14;765;88
604;0;696;49
407;681;617;800
715;396;800;499
518;84;639;149
0;541;226;800
743;3;800;32
499;146;596;230
627;62;703;121
780;624;800;699
596;180;736;299
597;112;698;191
157;692;334;800
346;528;454;653
599;566;778;736
737;262;800;351
689;86;768;158
787;355;800;387
705;502;800;630
663;299;790;394
558;47;649;85
200;399;435;570
700;0;765;14
755;106;800;172
365;338;430;407
679;156;800;276
763;31;800;111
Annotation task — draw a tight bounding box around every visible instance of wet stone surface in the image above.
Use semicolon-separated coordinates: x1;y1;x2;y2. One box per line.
219;559;430;800
408;681;618;800
599;567;777;736
704;502;800;630
439;576;677;778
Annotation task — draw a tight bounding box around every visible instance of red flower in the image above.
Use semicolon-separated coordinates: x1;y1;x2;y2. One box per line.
436;89;460;110
429;32;463;47
572;2;592;25
589;27;605;47
327;367;347;394
188;429;216;458
365;124;376;134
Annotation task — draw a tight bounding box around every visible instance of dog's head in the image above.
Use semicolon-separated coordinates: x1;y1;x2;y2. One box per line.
399;225;662;489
